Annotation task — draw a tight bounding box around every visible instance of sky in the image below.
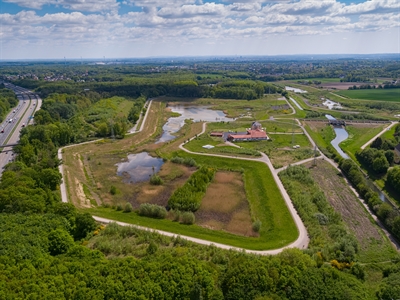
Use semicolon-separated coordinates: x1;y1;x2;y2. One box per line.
0;0;399;59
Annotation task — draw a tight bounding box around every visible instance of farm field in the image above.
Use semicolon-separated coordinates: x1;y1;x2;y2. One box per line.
337;88;400;102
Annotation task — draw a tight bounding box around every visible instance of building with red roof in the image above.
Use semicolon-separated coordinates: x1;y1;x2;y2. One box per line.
227;122;270;142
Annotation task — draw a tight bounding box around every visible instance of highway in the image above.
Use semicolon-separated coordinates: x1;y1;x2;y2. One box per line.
0;82;42;175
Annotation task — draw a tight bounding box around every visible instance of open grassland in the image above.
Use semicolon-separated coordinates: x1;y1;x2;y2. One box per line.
184;135;261;157
196;171;254;237
337;89;400;102
196;95;292;119
303;122;334;147
340;123;387;160
88;152;299;250
236;134;313;168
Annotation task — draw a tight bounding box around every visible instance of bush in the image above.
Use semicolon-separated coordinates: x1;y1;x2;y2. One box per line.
116;203;123;211
181;212;195;225
138;203;167;219
252;219;262;232
149;174;163;185
124;203;133;213
171;156;197;167
48;228;74;256
170;209;181;222
110;185;117;195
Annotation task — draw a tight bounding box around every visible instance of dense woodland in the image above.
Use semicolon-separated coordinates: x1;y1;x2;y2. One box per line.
1;59;400;299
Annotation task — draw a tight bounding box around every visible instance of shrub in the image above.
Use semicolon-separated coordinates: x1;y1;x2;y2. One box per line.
116;203;123;211
170;209;181;222
150;174;163;185
314;213;329;225
181;212;195;225
110;185;117;195
138;203;167;219
252;219;262;232
124;203;133;213
171;156;197;167
147;241;158;254
48;228;74;256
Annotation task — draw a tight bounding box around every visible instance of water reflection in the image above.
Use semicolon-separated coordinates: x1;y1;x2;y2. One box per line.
157;105;234;143
116;152;164;183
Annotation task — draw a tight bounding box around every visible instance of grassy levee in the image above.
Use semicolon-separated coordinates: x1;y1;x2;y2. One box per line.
340;124;387;161
336;88;400;102
88;153;299;250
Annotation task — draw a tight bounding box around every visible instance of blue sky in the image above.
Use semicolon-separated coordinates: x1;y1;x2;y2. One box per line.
0;0;399;59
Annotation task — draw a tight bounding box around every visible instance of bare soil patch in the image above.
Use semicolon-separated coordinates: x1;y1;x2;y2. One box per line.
195;171;255;237
321;82;369;90
306;160;384;249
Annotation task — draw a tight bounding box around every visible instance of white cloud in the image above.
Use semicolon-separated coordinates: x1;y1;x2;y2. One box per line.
0;0;398;58
2;0;119;12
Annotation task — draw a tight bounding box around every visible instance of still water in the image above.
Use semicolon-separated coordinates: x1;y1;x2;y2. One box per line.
116;152;164;183
285;86;307;93
157;105;234;143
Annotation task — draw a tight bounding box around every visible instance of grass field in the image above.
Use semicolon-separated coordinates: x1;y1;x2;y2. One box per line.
337;88;400;102
340;123;387;160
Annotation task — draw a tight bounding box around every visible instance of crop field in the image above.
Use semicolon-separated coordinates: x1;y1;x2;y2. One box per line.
337;88;400;102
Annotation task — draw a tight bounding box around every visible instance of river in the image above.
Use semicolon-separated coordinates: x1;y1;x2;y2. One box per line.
325;114;394;205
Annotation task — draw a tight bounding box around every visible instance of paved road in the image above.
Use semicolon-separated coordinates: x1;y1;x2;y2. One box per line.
0;83;41;175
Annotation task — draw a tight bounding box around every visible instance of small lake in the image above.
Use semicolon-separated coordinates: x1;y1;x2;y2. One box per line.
157;105;234;143
322;98;343;110
326;114;350;159
116;152;164;183
285;86;307;93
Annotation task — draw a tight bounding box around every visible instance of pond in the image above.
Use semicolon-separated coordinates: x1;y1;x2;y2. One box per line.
285;86;307;93
322;98;343;110
325;114;350;159
116;152;164;183
157;105;234;143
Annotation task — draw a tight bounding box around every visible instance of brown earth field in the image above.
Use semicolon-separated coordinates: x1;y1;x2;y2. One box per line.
321;82;375;90
305;160;384;249
195;171;256;237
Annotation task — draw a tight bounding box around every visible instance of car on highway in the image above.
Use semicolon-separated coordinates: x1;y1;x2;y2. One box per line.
9;119;12;123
